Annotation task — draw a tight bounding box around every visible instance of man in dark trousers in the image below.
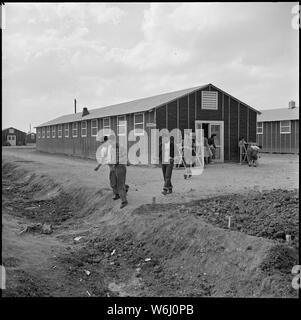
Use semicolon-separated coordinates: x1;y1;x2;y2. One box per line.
159;135;175;195
95;134;129;209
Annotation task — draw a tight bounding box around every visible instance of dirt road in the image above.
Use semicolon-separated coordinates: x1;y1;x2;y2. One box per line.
2;148;299;297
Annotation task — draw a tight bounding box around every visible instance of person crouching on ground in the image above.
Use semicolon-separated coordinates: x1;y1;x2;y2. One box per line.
159;135;175;195
94;134;129;209
247;145;261;167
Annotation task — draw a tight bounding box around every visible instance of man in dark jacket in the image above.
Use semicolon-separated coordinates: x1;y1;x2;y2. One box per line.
159;135;175;195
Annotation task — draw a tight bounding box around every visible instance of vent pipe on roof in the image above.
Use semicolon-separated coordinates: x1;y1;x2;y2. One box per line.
288;101;296;109
74;99;77;114
82;107;89;117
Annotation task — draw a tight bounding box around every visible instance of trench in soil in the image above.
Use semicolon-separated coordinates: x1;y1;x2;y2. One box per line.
1;161;299;297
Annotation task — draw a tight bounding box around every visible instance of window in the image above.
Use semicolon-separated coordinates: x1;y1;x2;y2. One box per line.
47;126;50;138
91;119;98;137
103;117;111;135
65;124;69;138
134;113;144;136
257;122;263;134
72;122;78;137
9;128;15;134
31;133;35;139
37;129;41;139
280;120;291;134
81;121;87;137
58;124;62;138
52;126;56;138
117;115;126;136
201;91;218;110
42;127;45;138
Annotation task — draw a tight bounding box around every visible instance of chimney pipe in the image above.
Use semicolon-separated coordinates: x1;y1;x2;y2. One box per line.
288;101;296;109
74;99;77;114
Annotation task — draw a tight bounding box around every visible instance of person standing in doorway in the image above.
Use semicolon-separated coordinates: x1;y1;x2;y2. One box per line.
208;133;217;163
159;135;175;195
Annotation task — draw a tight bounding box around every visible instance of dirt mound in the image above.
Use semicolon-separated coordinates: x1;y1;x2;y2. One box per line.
56;204;297;297
137;189;299;249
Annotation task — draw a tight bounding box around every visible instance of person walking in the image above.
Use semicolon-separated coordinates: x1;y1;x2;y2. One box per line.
95;135;129;209
159;135;175;195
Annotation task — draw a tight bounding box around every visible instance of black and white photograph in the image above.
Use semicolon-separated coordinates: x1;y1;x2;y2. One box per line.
1;1;299;310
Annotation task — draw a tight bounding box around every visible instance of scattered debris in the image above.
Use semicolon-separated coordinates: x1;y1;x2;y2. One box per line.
86;290;91;296
145;258;151;262
84;270;91;276
74;236;82;242
111;249;116;256
19;223;53;235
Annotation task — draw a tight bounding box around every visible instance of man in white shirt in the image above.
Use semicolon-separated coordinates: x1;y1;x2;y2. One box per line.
95;135;129;208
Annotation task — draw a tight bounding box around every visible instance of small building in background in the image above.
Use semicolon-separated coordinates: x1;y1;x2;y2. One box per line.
26;132;36;144
2;127;27;146
257;101;299;154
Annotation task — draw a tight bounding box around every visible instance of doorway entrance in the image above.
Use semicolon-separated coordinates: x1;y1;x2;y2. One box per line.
7;135;16;146
195;120;224;162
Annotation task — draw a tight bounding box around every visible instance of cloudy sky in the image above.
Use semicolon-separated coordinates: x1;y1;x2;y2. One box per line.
2;2;299;132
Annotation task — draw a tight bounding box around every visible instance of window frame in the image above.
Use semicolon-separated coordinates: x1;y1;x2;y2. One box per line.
117;115;127;136
103;117;111;129
201;91;218;110
91;119;98;137
52;125;56;138
47;126;50;138
280;120;291;134
37;129;41;139
72;122;78;138
256;122;263;135
134;113;145;136
58;124;62;138
65;124;69;138
42;127;45;138
81;121;87;137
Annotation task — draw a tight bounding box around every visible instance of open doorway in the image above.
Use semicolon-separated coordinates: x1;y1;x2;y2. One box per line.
195;120;224;162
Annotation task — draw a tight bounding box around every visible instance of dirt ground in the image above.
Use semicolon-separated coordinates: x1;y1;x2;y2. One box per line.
1;147;299;297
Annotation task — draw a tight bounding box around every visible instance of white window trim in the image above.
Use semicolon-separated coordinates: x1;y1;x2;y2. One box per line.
134;113;145;136
201;91;218;110
47;126;50;138
42;128;45;138
117;115;127;136
256;122;263;135
52;126;56;138
91;119;98;137
280;120;291;134
58;124;62;138
37;129;41;139
103;117;111;129
65;124;69;138
81;121;87;137
72;122;78;138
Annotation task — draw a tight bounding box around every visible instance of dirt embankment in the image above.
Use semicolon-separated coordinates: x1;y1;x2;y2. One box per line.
2;160;299;298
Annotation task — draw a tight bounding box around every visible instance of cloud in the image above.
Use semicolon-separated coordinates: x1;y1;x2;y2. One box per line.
2;3;299;132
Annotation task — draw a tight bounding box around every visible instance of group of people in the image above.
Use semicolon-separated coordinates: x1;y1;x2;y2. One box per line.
94;133;219;207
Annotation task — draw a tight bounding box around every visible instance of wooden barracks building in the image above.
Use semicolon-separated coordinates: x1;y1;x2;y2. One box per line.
257;101;299;154
36;83;260;163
